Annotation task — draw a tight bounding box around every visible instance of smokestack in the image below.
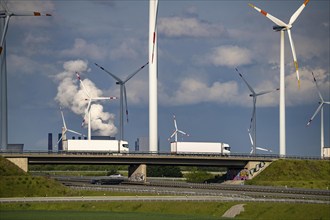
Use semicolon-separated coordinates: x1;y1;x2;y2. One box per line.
48;133;52;152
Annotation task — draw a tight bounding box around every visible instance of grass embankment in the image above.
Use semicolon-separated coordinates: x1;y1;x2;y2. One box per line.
0;157;144;197
246;159;330;189
0;156;75;197
1;202;329;220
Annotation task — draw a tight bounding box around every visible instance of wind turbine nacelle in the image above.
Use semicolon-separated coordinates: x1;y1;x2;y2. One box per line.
272;25;287;32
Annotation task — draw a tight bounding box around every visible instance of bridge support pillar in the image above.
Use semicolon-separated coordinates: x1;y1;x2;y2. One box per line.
7;158;28;172
128;164;146;182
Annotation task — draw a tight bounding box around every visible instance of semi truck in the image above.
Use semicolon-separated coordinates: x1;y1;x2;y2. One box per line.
62;139;129;153
170;142;230;155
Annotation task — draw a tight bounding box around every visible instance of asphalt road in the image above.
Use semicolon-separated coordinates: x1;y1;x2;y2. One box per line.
0;195;329;204
55;177;330;202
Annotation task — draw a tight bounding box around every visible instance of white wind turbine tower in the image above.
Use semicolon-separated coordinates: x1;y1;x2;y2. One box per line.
236;68;279;155
168;115;189;142
249;0;310;156
149;0;159;153
76;72;117;140
306;72;330;158
94;62;149;141
0;1;51;149
55;108;85;149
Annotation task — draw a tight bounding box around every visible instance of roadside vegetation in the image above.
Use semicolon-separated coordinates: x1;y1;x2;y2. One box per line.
1;202;329;220
245;159;330;189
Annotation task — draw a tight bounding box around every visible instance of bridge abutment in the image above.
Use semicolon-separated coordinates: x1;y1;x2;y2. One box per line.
128;164;146;182
226;161;272;181
7;158;28;172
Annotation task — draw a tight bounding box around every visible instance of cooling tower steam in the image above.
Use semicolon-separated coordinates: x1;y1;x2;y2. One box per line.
54;59;117;136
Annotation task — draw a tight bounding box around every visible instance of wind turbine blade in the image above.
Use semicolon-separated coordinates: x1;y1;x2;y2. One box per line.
255;88;280;96
173;115;178;130
67;129;83;136
76;72;90;98
168;131;177;140
123;85;129;123
0;15;10;54
55;136;63;147
235;68;255;95
92;97;118;101
312;72;324;102
248;129;254;146
178;130;189;136
248;3;287;27
256;147;272;152
123;62;149;83
94;63;123;83
12;11;52;16
60;109;67;129
289;0;310;25
307;103;323;126
287;29;300;88
151;0;159;64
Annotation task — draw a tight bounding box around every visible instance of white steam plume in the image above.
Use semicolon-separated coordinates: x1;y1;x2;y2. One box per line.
54;59;117;136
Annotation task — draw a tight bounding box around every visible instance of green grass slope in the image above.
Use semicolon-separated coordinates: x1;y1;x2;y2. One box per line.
0;156;75;197
246;159;330;189
1;202;329;220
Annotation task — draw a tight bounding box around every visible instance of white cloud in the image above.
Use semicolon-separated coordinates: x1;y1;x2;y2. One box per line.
21;32;52;56
200;45;253;67
162;78;240;106
102;65;328;110
109;39;140;60
117;76;242;107
7;54;38;74
158;16;227;38
54;59;118;136
60;38;107;61
23;33;50;45
286;67;330;106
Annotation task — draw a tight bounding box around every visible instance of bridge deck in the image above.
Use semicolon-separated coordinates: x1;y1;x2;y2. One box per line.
1;153;275;167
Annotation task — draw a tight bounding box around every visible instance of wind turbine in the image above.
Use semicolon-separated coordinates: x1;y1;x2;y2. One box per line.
236;68;279;155
55;108;85;149
94;62;149;141
149;0;159;152
168;115;189;142
76;72;117;140
306;72;330;158
249;0;310;156
0;1;51;149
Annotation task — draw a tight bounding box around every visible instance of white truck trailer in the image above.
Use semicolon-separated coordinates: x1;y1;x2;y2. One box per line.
62;139;129;153
170;142;230;155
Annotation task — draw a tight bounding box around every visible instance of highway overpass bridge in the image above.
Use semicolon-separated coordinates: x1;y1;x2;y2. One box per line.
1;152;276;181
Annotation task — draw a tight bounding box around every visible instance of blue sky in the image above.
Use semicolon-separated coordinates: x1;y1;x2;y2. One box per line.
3;0;329;156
